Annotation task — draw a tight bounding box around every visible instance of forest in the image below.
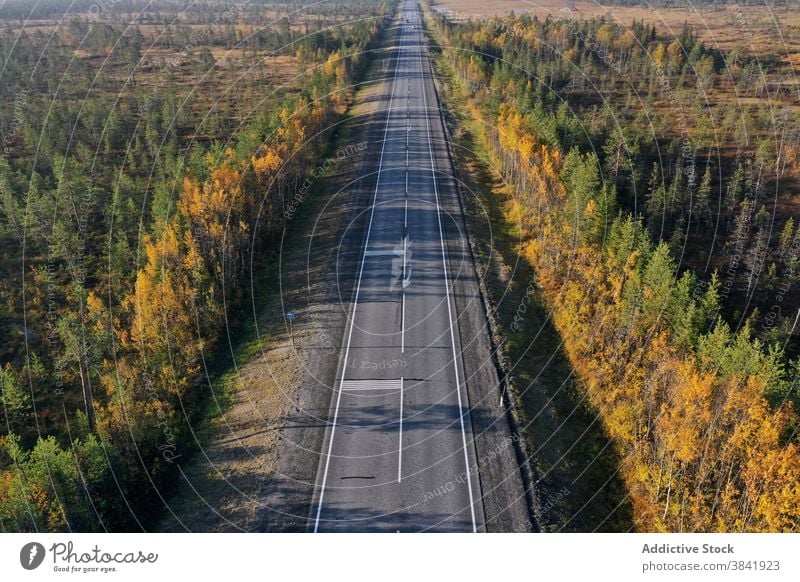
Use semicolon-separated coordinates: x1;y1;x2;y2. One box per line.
426;3;800;531
0;0;394;531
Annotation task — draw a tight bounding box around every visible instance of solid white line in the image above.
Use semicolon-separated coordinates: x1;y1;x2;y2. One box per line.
313;19;406;534
398;377;404;482
418;20;478;533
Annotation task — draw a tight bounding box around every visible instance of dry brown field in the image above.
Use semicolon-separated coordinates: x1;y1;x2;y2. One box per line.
433;0;800;58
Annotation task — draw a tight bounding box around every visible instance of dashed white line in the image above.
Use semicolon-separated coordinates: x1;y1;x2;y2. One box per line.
401;224;407;353
402;226;408;272
401;292;406;353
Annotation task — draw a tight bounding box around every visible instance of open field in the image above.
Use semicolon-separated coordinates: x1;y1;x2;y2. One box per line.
433;0;800;57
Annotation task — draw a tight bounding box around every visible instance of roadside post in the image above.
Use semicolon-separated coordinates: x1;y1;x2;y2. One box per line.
287;313;296;349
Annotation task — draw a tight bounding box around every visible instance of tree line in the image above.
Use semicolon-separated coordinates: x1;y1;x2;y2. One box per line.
438;11;800;349
0;1;394;531
427;5;800;531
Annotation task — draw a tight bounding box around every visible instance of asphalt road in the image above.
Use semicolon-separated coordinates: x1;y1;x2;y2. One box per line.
310;0;488;533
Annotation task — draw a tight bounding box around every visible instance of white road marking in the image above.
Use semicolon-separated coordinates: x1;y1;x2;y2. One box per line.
340;379;404;391
401;292;405;353
402;229;408;277
401;223;407;353
418;20;478;533
313;19;406;534
339;387;402;392
398;377;404;482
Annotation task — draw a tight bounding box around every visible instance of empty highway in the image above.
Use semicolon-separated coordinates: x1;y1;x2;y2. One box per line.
311;0;487;532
